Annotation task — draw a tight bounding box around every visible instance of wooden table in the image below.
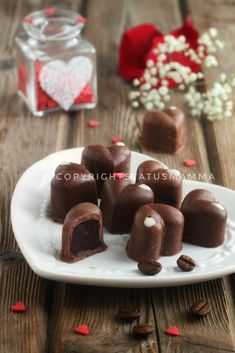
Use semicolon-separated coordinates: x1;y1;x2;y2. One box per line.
1;0;235;352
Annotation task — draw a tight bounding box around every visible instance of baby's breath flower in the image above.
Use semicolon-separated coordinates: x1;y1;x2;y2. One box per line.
142;83;151;91
197;72;204;79
159;86;168;96
150;77;158;86
179;84;185;90
145;101;154;110
158;54;166;62
209;28;218;37
129;91;138;100
146;59;154;68
133;79;140;87
129;26;233;120
225;110;232;118
205;55;218;67
131;101;139;108
150;67;157;76
215;40;224;49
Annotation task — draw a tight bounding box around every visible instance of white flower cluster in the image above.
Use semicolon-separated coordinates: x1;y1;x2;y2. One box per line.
184;27;224;67
185;73;235;121
129;27;234;121
154;34;189;54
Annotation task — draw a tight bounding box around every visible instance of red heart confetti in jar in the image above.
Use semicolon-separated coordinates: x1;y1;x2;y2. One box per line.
15;8;97;117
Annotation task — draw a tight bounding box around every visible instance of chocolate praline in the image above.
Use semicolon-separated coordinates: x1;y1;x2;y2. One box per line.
181;189;227;247
126;204;164;262
50;162;97;223
141;107;185;154
100;179;154;234
126;203;184;262
151;204;184;256
60;202;107;263
136;160;182;208
81;143;131;197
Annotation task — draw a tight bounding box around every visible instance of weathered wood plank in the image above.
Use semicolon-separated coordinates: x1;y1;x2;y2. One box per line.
187;0;235;186
136;1;235;351
49;1;235;353
0;1;81;352
49;1;160;353
49;284;158;353
186;0;235;346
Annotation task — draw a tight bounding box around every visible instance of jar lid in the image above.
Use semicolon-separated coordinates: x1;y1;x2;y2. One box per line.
23;8;87;41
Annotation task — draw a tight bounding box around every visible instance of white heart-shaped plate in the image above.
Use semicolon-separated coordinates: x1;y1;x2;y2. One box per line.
11;148;235;287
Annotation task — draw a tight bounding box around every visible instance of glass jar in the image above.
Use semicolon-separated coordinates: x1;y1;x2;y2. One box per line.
15;8;97;117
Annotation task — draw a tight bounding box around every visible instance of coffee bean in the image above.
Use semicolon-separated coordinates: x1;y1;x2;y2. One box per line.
132;324;153;337
118;305;141;320
138;261;162;275
177;255;196;272
191;300;212;316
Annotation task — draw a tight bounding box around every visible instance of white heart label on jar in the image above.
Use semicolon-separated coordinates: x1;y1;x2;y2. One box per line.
39;56;93;110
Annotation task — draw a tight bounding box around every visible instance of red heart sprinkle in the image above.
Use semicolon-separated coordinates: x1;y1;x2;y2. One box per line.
112;137;123;144
11;302;26;312
183;159;196;167
74;324;89;336
113;172;126;180
77;16;87;24
43;7;56;15
23;17;33;24
87;119;99;128
165;326;180;336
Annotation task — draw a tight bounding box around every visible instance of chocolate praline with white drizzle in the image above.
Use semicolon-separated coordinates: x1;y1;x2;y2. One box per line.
60;202;107;263
126;203;184;262
100;178;154;234
50;162;97;223
81;142;131;197
127;206;164;262
136;160;182;208
181;189;227;247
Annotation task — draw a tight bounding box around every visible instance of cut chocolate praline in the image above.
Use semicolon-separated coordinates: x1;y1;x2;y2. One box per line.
60;202;107;263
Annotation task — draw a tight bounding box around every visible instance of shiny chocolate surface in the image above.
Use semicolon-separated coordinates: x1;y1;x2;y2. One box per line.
136;160;182;208
81;144;131;197
100;179;154;234
181;189;227;248
50;162;97;223
141;107;185;153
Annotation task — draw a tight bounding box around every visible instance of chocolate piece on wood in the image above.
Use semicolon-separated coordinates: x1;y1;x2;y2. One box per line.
126;203;184;262
50;162;97;223
100;179;154;234
136;160;182;208
181;189;227;247
141;107;185;153
60;202;107;263
81;143;131;197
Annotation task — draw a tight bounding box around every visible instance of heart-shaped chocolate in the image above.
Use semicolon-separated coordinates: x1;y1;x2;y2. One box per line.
50;162;97;223
100;179;154;234
181;189;227;247
39;56;93;110
136;160;182;208
126;203;184;262
81;143;131;197
141;107;185;153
